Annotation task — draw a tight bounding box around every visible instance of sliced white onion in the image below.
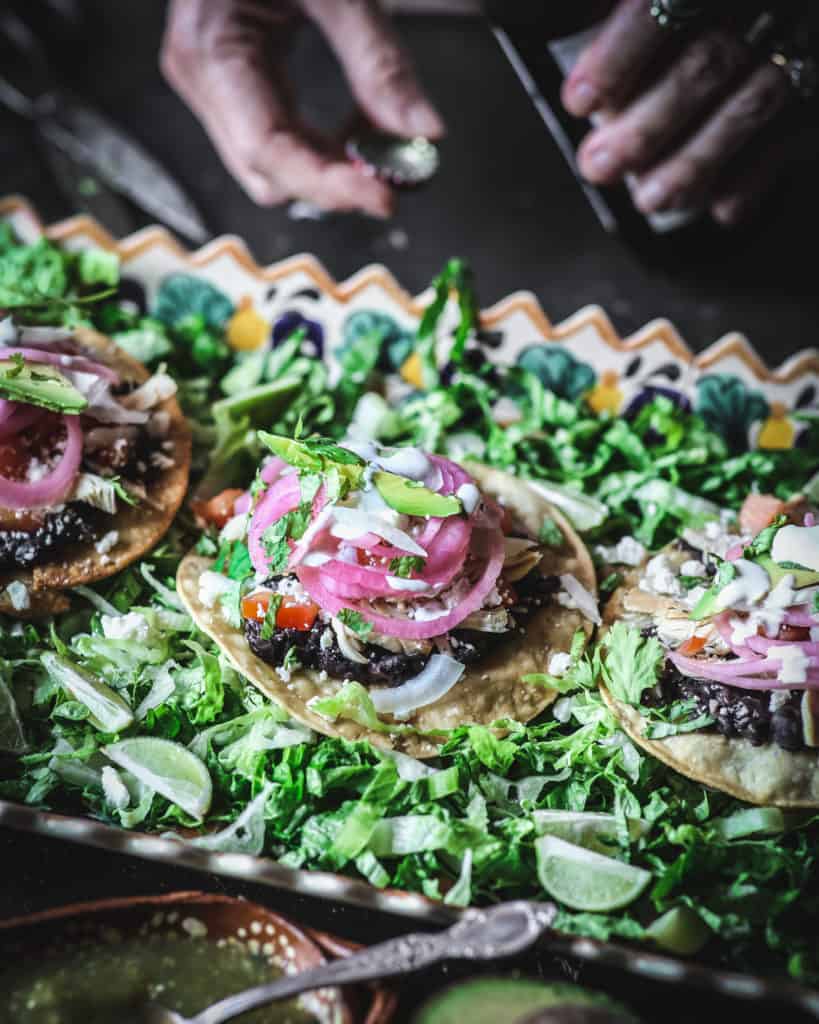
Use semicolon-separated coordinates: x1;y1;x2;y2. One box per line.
331;506;426;556
370;653;465;716
17;325;71;344
0;316;17;344
558;573;601;626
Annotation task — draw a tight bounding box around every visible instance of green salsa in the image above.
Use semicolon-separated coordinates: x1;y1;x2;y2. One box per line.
0;935;319;1024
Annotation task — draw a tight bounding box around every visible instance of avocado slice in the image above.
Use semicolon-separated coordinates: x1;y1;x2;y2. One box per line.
0;359;87;414
756;554;819;590
374;470;462;517
412;979;638;1024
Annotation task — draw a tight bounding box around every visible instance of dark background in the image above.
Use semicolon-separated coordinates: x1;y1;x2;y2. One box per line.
1;4;818;1021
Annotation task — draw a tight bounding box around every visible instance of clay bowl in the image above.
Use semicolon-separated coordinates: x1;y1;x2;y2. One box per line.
0;890;397;1024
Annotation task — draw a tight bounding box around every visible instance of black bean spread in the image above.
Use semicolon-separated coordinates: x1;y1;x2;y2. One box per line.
245;568;560;688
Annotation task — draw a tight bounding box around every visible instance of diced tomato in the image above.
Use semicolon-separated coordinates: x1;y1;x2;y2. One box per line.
276;598;319;631
739;494;785;536
241;592;319;631
241;592;270;621
192;488;245;528
678;634;707;657
357;548;390;569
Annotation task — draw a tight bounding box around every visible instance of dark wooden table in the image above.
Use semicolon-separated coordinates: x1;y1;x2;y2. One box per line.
1;4;817;1021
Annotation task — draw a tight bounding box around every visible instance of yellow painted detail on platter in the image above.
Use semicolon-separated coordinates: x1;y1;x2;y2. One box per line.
400;350;424;388
586;369;623;414
227;296;269;351
758;401;795;450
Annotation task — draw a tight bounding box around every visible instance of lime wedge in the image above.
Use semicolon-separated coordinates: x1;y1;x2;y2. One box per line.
536;835;651;912
646;906;711;956
103;737;212;821
42;652;133;734
532;810;647;853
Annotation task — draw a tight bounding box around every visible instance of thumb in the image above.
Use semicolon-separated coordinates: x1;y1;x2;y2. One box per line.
302;0;445;138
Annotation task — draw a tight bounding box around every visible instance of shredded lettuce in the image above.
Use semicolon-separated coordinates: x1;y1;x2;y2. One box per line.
0;244;817;984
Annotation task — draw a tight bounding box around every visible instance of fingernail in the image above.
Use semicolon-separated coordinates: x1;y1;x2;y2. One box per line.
712;198;742;226
564;79;600;116
582;146;614;181
636;179;669;212
406;103;445;139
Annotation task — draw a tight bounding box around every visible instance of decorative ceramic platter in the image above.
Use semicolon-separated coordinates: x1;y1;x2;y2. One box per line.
1;195;819;1014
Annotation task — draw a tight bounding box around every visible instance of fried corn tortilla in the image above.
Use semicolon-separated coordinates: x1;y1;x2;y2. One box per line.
178;462;597;757
0;328;191;618
601;559;819;808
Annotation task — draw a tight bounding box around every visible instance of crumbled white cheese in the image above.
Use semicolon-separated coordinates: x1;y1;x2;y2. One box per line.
101;611;150;642
595;536;647;567
769;689;792;712
219;513;248;543
729;615;759;646
812;627;819;643
639;554;683;598
26;459;49;483
95;530;119;555
198;570;234;609
548;652;573;678
3;580;30;611
680;560;707;578
768;645;810;685
557;573;601;625
682;585;707;610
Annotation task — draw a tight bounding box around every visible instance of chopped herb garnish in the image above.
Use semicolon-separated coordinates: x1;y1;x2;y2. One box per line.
337;609;373;640
538;516;564;548
260;594;283;640
389;556;426;578
283;646;301;671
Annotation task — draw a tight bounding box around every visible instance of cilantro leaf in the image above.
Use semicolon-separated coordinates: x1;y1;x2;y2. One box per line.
600;623;664;706
260;594;283;640
337;609;373;640
744;515;788;559
388;556;425;578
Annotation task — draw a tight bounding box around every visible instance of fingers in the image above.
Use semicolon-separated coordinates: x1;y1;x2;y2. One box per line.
577;29;751;185
301;0;444;138
633;62;790;214
161;0;393;215
710;119;803;226
562;0;674;117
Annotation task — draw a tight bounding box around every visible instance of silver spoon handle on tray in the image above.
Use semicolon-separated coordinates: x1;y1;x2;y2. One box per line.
158;901;556;1024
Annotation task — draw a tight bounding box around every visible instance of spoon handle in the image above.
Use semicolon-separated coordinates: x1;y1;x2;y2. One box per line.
193;900;556;1024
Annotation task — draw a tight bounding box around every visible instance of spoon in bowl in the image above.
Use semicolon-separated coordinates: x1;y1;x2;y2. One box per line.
139;900;555;1024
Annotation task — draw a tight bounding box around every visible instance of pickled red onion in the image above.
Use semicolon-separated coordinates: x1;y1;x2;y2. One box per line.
0;404;44;440
298;527;505;640
0;414;82;509
248;474;301;574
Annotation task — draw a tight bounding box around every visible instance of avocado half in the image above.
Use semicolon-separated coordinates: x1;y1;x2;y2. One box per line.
412;978;638;1024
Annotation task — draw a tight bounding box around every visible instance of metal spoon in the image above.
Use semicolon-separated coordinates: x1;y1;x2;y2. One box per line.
139;900;556;1024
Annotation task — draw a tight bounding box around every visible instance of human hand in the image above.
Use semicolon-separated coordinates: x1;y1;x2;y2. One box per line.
161;0;444;216
562;0;810;225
